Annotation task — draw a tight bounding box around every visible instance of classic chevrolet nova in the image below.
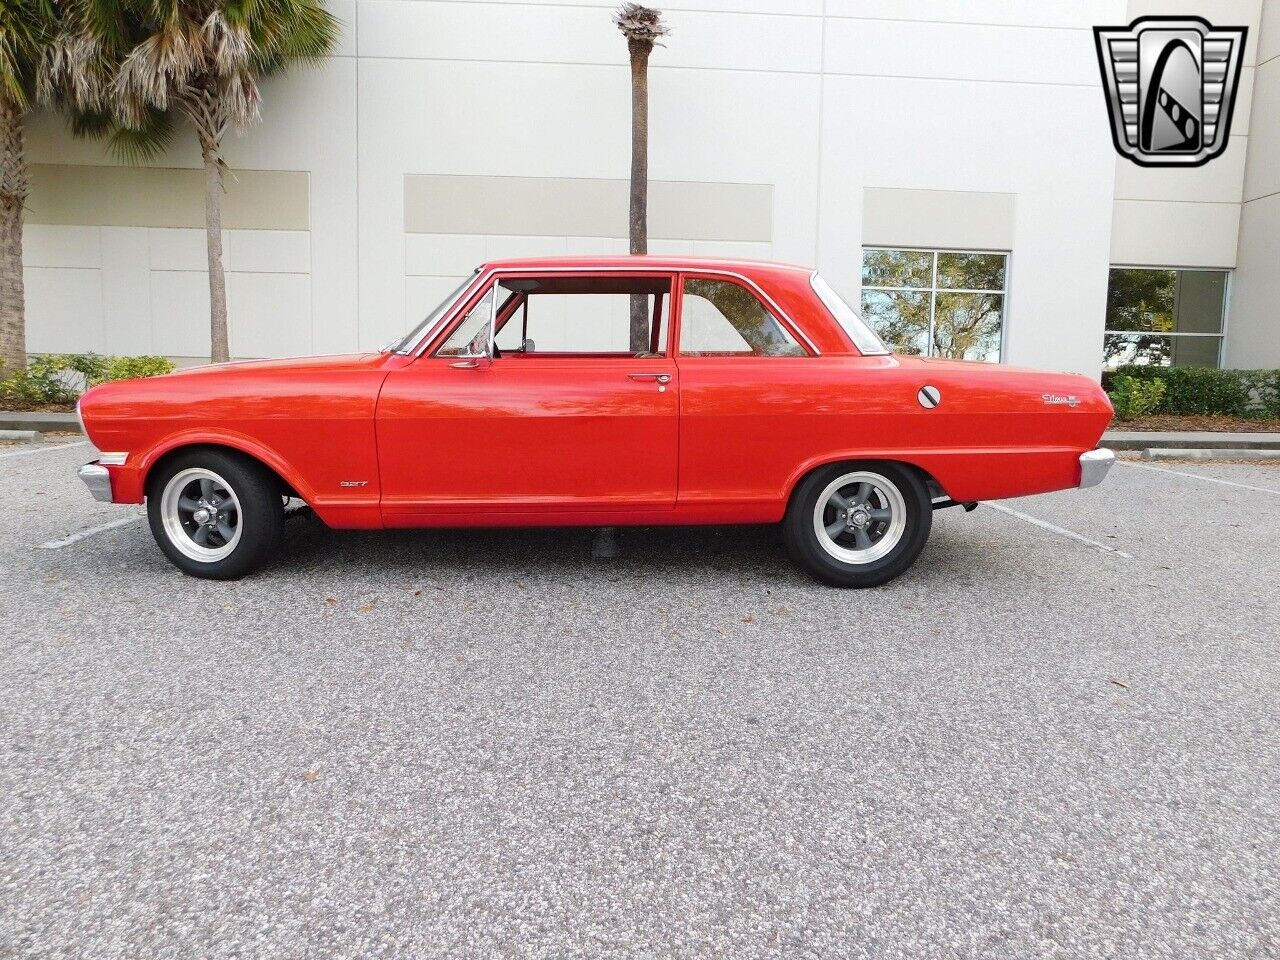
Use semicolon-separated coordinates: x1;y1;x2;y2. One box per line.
76;256;1114;586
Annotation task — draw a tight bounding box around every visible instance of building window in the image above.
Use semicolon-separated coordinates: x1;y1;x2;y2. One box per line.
1103;268;1226;370
860;248;1006;362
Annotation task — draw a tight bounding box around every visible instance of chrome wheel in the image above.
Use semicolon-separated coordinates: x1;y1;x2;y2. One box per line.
811;470;907;565
160;467;242;563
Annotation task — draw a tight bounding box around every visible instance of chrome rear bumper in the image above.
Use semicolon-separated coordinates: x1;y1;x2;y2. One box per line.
78;463;113;502
1079;448;1116;489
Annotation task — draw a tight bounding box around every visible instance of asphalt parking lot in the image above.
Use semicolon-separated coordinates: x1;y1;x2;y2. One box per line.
2;438;1277;959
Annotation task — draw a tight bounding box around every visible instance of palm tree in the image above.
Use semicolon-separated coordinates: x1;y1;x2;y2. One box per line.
107;0;338;363
613;3;666;352
0;0;50;373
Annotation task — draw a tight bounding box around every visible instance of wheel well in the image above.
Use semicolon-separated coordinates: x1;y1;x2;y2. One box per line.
145;443;299;500
788;458;947;505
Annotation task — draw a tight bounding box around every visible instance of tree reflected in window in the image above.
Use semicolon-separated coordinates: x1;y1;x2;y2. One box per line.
860;248;1007;362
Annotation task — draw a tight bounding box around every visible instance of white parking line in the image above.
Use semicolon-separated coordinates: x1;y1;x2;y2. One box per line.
1118;460;1280;496
38;515;145;550
983;501;1133;558
0;440;89;460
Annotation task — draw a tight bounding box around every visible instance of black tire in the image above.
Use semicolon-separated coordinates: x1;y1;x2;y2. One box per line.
146;448;285;580
783;461;932;588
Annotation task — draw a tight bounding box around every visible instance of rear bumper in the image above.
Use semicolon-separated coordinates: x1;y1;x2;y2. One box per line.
1078;448;1115;489
78;462;114;502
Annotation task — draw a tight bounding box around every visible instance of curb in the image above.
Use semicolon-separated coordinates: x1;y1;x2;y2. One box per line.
0;429;41;442
1107;434;1280;451
0;412;80;433
1141;448;1280;462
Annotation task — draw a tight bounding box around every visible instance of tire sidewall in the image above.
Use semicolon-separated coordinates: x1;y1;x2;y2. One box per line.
146;449;284;580
784;461;932;588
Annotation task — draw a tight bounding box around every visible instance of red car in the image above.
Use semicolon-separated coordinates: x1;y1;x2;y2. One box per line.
76;257;1114;586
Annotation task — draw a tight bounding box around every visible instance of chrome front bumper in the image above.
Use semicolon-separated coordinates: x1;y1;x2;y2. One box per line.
1079;448;1116;489
78;463;113;502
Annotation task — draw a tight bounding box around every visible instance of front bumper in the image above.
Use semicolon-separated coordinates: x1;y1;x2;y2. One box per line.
1078;448;1116;488
78;462;114;502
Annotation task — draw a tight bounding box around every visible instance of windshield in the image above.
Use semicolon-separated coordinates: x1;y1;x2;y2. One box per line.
810;272;890;356
388;272;477;354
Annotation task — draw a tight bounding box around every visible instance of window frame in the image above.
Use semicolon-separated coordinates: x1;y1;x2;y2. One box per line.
674;271;817;359
860;246;1010;362
1103;263;1229;370
428;268;680;360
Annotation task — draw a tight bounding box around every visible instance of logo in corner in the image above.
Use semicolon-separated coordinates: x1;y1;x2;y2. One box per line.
1094;16;1247;167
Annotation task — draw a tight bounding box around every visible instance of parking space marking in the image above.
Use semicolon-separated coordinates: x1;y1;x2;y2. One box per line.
0;440;89;460
983;502;1133;558
38;515;145;550
1118;460;1280;497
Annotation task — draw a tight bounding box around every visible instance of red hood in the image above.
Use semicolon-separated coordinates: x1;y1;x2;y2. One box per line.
164;353;387;378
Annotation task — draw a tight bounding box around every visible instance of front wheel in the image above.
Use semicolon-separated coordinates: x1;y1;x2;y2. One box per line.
783;462;932;588
146;449;284;580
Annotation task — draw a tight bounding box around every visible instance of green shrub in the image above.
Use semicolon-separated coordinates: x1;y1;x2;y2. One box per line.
1107;375;1166;421
0;353;174;407
101;355;176;384
1103;365;1277;418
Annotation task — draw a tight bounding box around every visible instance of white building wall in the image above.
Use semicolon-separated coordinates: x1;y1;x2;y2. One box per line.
23;0;1273;377
1225;0;1280;368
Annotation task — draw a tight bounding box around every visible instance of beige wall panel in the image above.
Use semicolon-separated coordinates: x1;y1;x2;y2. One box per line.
22;225;101;269
1261;0;1280;62
1127;0;1263;64
358;1;820;73
824;19;1097;85
27;165;309;230
24;267;104;354
1113;136;1249;203
827;0;1120;28
1225;192;1280;367
101;226;154;356
1243;59;1280;201
404;175;772;243
1110;200;1241;267
150;271;210;358
862;188;1016;251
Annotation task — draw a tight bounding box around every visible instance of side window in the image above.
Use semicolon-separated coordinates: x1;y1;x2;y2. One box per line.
679;278;806;357
491;276;672;356
435;284;497;357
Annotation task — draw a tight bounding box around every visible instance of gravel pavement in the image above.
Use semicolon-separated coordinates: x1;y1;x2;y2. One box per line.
2;440;1277;959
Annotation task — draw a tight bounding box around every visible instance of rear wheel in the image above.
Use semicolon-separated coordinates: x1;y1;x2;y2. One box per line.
783;462;932;588
147;449;284;580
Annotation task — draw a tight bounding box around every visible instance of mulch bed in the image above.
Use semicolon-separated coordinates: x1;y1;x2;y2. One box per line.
0;400;76;412
1114;414;1280;433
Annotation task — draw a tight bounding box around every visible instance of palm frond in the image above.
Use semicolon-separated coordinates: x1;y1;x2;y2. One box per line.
613;3;668;46
107;104;173;161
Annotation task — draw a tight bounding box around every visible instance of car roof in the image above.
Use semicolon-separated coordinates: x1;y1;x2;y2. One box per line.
481;255;815;277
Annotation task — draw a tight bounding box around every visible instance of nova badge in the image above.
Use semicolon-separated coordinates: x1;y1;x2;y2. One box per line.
1042;393;1081;407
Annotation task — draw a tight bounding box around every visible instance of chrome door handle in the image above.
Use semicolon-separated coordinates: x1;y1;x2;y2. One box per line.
628;372;671;383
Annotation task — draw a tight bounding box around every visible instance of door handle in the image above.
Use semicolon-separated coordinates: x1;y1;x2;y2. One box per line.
628;372;671;383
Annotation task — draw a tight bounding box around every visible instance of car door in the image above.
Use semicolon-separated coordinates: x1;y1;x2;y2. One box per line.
673;272;825;516
376;270;679;524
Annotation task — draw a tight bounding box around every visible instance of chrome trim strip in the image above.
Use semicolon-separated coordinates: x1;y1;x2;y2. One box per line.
78;463;113;502
1079;448;1116;488
407;264;820;357
98;452;129;466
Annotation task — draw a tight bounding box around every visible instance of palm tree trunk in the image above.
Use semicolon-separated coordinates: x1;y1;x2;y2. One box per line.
627;37;651;352
0;98;28;375
202;140;230;364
